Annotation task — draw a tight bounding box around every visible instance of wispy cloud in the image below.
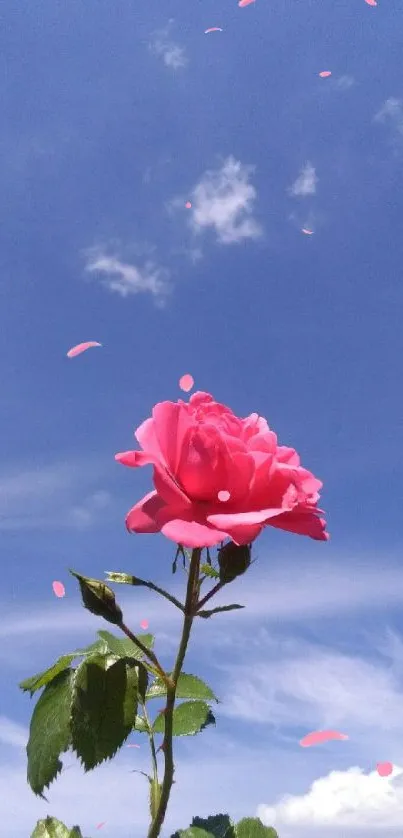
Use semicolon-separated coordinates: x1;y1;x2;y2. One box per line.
188;157;262;244
0;462;113;531
257;765;403;834
84;250;171;306
374;98;403;137
289;162;317;197
150;25;187;70
335;75;355;91
0;717;27;748
218;637;403;731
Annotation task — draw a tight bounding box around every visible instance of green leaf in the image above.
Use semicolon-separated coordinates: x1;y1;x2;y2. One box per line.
197;605;244;618
73;637;110;657
146;673;219;703
153;701;216;736
200;564;220;579
236;818;278;838
27;669;74;797
20;654;78;696
71;655;139;770
97;629;154;660
171;832;211;838
192;815;235;838
30;818;85;838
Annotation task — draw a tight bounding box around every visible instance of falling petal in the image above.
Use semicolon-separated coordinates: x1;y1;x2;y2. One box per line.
218;490;231;502
365;0;377;5
96;824;106;830
179;373;194;393
185;201;192;209
302;228;314;235
52;581;65;598
377;762;393;777
300;730;349;747
204;28;223;33
239;0;256;5
67;341;102;358
140;619;149;630
319;71;332;78
127;743;141;748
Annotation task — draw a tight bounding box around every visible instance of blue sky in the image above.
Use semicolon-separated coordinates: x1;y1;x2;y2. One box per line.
2;0;403;835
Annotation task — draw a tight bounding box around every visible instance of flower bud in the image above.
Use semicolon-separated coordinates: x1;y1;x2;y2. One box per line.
69;570;123;625
217;542;251;584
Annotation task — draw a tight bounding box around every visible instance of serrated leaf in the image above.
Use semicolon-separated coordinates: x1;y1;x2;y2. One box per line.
27;669;74;797
71;655;139;770
192;815;235;838
73;638;110;657
200;564;220;579
97;629;154;659
146;673;219;703
236;818;278;838
31;816;83;838
153;701;215;737
197;605;244;618
20;654;78;696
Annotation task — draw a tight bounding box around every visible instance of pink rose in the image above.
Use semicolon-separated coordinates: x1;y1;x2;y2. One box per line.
115;392;329;549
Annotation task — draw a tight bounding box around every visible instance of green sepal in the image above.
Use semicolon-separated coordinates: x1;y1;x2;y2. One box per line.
197;605;244;618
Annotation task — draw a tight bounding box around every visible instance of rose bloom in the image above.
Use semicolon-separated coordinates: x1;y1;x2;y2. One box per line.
116;392;329;549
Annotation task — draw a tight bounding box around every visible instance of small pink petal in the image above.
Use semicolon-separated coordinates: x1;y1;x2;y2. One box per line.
185;201;192;209
239;0;255;5
52;581;65;598
319;71;332;78
302;228;314;235
96;824;106;830
205;27;223;33
365;0;377;5
67;341;102;358
127;743;141;748
300;730;349;747
140;619;149;630
179;373;194;393
218;490;231;502
377;762;393;777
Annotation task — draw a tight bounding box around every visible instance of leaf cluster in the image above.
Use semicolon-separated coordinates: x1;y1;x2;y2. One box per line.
20;630;219;798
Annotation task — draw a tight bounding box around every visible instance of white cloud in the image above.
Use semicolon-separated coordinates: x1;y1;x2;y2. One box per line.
189;157;262;244
335;75;355;90
150;26;187;69
374;98;403;136
0;462;113;531
289;162;317;197
257;765;403;833
85;251;171;306
0;717;27;748
218;639;403;732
